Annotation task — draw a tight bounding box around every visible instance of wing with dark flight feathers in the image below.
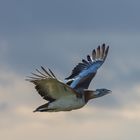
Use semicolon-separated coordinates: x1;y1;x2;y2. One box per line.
26;66;77;102
65;44;109;89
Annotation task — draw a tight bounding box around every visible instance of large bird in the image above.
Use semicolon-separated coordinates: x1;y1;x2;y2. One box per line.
27;44;111;112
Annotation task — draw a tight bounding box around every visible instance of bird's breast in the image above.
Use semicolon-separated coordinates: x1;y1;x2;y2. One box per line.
48;95;85;111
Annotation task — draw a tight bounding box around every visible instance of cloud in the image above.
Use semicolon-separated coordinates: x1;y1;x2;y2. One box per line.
0;1;140;139
0;0;140;32
0;69;140;140
1;102;140;140
0;102;8;112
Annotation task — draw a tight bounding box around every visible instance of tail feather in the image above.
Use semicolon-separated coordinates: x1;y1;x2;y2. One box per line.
33;103;50;112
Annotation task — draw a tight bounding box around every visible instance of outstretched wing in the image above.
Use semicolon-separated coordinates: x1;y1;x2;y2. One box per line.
65;44;109;89
27;66;77;102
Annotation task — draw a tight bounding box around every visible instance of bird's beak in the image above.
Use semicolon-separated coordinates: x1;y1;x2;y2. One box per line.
107;90;112;94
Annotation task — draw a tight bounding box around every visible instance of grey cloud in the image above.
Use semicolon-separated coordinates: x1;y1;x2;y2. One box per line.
0;0;140;32
1;30;140;84
0;1;140;140
0;102;8;112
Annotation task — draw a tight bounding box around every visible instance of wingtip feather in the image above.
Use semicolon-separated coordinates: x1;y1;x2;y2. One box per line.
104;45;109;60
92;49;96;60
96;45;100;58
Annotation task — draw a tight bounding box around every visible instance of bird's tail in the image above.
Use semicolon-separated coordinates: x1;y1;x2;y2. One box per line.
33;103;50;112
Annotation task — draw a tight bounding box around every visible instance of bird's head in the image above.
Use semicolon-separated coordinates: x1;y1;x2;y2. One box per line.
95;88;112;98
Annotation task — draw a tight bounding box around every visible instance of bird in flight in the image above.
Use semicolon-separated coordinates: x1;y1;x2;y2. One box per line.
27;43;111;112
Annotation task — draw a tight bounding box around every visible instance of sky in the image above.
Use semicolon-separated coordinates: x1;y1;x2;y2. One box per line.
0;0;140;140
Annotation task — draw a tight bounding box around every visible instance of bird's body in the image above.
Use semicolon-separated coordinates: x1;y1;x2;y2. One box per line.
42;93;85;112
32;78;85;112
27;44;111;112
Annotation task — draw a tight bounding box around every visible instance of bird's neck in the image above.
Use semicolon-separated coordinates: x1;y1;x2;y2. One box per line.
84;90;99;103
